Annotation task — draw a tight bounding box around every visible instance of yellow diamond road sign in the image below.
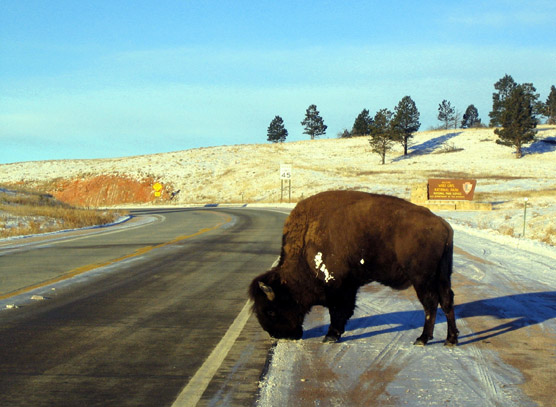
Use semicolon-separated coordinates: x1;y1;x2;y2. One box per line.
153;182;163;197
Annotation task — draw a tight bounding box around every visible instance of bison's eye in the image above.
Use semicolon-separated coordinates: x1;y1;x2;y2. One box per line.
266;310;276;318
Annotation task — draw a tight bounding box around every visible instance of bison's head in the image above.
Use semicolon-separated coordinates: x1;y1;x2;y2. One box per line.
249;270;304;340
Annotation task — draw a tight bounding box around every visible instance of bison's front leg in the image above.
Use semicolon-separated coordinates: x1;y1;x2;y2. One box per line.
323;288;358;343
323;311;347;343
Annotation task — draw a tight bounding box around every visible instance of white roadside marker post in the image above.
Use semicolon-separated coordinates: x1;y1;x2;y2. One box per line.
522;197;528;238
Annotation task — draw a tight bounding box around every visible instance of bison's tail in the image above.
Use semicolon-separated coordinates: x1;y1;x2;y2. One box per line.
441;227;454;280
438;224;455;310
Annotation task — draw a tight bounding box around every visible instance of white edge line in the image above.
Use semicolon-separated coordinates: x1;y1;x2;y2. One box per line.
171;299;253;407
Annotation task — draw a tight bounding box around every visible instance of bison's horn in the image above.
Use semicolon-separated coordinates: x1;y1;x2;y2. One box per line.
258;281;275;301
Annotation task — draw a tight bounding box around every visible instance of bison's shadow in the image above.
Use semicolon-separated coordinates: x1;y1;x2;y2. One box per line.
302;291;556;346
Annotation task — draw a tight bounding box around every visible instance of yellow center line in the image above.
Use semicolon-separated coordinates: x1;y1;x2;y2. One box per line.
0;214;232;300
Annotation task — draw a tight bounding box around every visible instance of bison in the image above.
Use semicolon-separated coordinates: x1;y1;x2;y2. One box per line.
249;191;459;346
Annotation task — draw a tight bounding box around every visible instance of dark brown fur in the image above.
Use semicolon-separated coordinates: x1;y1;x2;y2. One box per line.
249;190;458;345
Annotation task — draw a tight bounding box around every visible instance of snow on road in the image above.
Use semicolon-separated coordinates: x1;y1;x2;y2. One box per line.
257;224;556;406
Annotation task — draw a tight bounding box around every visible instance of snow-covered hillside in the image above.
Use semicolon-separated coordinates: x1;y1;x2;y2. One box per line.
1;126;555;244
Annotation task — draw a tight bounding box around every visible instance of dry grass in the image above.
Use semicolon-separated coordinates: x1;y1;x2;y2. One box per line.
425;170;532;180
541;225;556;245
434;142;464;154
0;186;123;238
353;170;403;176
498;225;516;237
476;188;556;202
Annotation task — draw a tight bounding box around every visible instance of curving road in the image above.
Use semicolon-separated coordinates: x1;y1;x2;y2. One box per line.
0;207;287;406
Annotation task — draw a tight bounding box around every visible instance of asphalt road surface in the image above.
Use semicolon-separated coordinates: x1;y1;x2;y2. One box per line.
0;207;287;406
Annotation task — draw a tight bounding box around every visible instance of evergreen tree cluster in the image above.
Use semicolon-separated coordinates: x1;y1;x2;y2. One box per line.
364;96;421;163
489;74;553;158
265;74;554;160
266;104;327;143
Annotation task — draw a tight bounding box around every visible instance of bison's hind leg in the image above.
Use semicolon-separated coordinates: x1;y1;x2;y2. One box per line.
413;282;439;346
439;287;459;346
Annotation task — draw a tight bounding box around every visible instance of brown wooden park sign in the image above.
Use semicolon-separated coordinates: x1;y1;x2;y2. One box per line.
428;179;477;201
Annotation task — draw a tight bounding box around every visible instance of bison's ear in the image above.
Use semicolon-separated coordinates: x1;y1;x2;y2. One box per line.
258;281;275;301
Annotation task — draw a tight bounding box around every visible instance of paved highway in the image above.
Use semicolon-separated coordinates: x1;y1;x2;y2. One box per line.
0;207;287;406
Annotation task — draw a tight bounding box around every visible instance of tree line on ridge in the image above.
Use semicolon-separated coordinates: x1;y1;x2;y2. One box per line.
266;74;556;160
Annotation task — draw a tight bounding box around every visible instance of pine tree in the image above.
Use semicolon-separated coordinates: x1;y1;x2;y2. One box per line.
392;96;420;155
267;116;288;143
369;109;395;165
437;100;455;130
351;109;373;137
461;105;481;128
489;74;517;127
301;104;327;140
494;85;537;158
338;129;352;138
520;83;543;121
545;85;556;125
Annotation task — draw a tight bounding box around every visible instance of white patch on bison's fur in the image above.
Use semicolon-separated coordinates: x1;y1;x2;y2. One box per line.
314;252;335;283
314;252;323;269
321;264;335;283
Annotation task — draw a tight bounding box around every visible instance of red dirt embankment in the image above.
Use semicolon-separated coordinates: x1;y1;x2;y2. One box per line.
50;175;168;207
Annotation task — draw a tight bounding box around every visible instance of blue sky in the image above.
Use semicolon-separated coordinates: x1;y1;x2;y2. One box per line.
1;1;555;164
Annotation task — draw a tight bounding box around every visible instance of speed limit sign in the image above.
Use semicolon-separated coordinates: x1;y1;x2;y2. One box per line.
280;164;292;180
280;164;292;203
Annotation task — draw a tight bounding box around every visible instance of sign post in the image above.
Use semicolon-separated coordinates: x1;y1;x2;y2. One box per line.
280;164;292;203
153;182;163;198
522;197;528;237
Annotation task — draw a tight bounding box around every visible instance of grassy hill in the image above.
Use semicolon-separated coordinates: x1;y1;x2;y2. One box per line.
1;126;555;244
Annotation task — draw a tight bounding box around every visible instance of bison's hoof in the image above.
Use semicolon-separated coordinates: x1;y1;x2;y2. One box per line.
414;333;433;346
323;334;340;343
444;339;458;347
